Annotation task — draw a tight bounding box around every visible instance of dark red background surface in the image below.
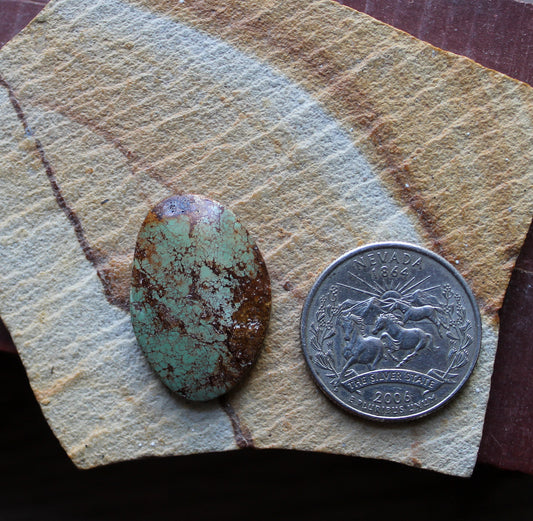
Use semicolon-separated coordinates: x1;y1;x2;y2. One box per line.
1;1;533;518
339;0;533;86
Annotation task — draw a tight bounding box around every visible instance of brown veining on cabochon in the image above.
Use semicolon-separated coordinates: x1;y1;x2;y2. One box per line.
130;195;271;401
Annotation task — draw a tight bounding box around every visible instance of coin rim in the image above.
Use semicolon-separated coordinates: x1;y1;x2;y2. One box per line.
300;242;483;422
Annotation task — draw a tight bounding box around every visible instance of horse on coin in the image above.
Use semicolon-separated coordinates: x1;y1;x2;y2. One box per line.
334;312;386;385
391;299;444;330
372;313;434;367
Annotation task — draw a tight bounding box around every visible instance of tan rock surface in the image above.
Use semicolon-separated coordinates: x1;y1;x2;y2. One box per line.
0;0;531;476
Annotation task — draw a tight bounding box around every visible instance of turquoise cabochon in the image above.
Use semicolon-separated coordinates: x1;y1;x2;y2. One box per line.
130;195;271;401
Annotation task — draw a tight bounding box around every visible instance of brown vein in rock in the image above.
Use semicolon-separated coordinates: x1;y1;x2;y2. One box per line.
30;98;172;190
218;395;255;448
1;77;255;447
151;0;505;321
0;76;126;310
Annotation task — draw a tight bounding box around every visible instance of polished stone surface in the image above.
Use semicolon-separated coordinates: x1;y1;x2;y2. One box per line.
130;195;271;401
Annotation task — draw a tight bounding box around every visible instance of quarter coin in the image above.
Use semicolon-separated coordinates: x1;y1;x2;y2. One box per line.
300;242;482;421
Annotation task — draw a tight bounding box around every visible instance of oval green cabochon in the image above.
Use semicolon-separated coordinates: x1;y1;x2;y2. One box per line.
130;195;271;400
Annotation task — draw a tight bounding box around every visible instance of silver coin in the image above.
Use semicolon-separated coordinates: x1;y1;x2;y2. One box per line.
300;242;482;421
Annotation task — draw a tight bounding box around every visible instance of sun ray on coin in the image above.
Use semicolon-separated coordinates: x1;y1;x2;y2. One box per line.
400;274;431;295
348;271;386;293
335;282;381;298
396;276;416;293
404;284;441;298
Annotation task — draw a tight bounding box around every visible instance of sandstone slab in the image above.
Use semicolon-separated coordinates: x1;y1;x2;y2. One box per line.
0;0;532;476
